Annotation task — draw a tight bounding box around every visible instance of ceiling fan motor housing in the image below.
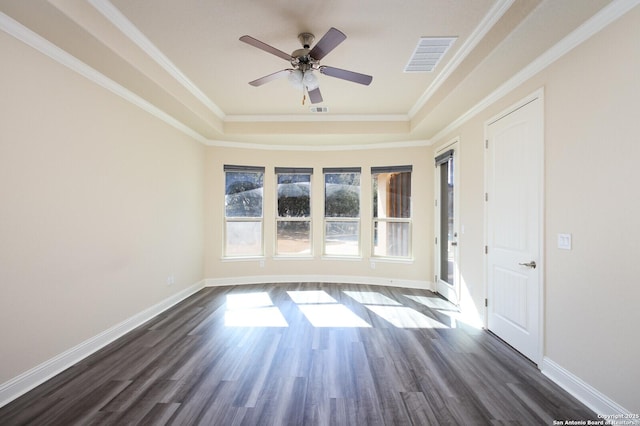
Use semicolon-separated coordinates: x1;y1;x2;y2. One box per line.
298;32;315;48
292;33;318;71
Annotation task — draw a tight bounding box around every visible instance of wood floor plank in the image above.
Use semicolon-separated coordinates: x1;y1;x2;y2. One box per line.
401;391;441;425
0;283;597;425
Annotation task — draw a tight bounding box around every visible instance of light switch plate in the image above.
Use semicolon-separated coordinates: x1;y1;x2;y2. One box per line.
558;233;572;250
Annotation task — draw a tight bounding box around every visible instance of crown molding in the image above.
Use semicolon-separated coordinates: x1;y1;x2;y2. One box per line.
88;0;226;120
204;138;431;151
0;11;209;145
224;114;410;123
408;0;515;118
431;0;640;144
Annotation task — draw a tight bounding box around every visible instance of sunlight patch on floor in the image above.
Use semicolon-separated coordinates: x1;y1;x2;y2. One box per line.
226;292;274;310
364;305;448;329
297;304;371;328
404;295;455;311
288;290;371;327
436;309;483;329
287;290;337;304
224;292;289;327
342;291;401;306
403;295;482;329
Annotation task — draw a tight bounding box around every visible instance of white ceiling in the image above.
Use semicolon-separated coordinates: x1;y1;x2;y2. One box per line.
0;0;612;146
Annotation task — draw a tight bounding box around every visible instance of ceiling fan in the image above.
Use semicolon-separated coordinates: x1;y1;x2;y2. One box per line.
239;28;373;104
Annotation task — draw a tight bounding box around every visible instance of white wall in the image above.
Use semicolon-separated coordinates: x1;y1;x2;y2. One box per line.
0;30;205;384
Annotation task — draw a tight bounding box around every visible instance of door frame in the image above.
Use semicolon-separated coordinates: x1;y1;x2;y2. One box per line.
434;137;460;305
483;88;545;365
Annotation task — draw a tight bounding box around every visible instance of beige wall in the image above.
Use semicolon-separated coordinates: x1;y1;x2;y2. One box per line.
203;145;433;286
436;7;640;412
0;31;205;382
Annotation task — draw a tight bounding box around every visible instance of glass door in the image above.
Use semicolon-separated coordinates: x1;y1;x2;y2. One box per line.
435;144;459;304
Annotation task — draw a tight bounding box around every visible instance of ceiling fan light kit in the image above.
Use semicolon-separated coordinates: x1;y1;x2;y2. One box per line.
240;28;373;106
288;69;319;91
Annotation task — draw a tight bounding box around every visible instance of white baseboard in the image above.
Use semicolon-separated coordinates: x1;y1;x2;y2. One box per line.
0;280;205;408
205;275;433;291
541;357;636;420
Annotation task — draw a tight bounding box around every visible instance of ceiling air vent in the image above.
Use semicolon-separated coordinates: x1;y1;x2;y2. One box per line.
404;37;457;72
310;106;329;113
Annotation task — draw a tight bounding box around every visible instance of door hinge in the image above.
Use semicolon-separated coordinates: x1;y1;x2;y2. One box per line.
435;237;438;245
485;298;488;307
435;274;438;282
485;139;488;149
435;199;438;207
484;245;488;254
485;193;488;202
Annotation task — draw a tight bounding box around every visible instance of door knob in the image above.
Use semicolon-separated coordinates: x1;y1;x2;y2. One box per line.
451;242;458;246
518;261;536;269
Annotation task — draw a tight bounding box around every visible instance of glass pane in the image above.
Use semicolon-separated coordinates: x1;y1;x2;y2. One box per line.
439;159;454;284
225;171;263;217
325;173;360;218
325;221;359;256
374;221;410;257
373;172;411;218
276;221;311;255
225;221;262;256
277;174;311;217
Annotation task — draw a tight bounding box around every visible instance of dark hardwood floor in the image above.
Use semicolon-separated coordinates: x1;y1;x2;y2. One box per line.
0;283;595;425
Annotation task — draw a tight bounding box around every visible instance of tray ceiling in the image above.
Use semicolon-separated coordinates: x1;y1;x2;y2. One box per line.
0;0;613;146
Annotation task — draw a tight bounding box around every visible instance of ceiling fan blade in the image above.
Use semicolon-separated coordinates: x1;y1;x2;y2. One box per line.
320;66;373;85
240;35;292;61
249;69;292;86
309;27;346;60
307;87;323;104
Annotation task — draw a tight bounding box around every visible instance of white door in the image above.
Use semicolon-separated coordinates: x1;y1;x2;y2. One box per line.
435;141;459;304
486;93;543;364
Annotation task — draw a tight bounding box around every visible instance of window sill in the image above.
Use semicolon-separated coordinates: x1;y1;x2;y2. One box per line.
221;256;265;262
321;255;363;262
369;257;414;264
273;255;315;261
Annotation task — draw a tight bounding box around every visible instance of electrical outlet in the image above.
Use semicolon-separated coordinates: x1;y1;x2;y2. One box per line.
167;275;175;285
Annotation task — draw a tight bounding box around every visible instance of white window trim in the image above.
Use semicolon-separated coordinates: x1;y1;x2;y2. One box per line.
322;168;362;258
223;165;265;259
322;217;362;258
371;167;413;259
274;168;314;258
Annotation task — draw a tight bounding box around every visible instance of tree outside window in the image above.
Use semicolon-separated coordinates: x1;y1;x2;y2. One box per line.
224;165;264;257
276;168;312;256
324;168;361;256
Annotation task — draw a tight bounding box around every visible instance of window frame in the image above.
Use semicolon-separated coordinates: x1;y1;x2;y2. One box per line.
223;165;265;258
371;165;413;260
322;167;362;258
274;167;313;258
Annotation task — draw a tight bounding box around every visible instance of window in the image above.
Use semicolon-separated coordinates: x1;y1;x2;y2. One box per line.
323;167;361;256
224;165;264;257
372;165;412;258
276;167;312;256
